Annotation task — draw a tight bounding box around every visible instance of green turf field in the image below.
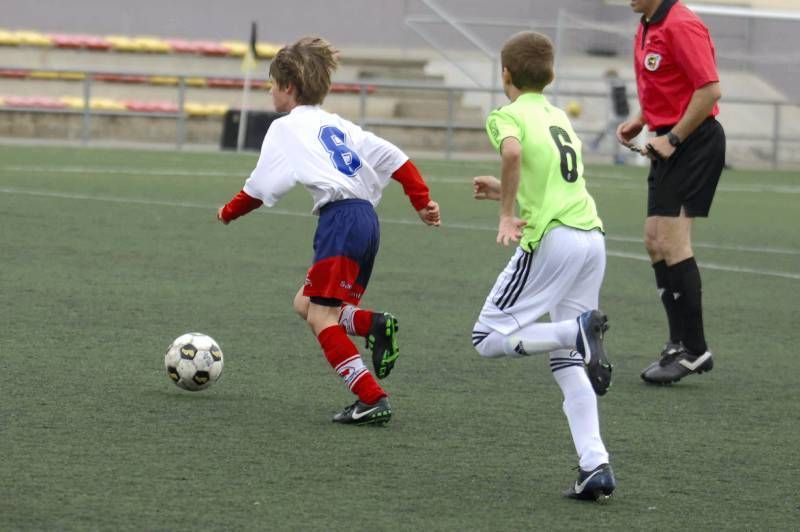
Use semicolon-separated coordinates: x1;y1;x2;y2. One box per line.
1;144;798;530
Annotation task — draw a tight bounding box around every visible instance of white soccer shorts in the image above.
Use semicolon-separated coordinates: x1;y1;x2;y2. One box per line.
475;226;606;335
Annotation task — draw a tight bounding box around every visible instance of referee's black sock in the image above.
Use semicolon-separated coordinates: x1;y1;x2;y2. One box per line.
667;257;708;355
653;260;683;345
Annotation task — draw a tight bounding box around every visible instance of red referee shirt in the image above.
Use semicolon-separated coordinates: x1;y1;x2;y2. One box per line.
634;0;720;130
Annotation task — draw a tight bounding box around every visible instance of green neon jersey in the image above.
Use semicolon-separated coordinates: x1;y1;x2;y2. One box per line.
486;92;603;251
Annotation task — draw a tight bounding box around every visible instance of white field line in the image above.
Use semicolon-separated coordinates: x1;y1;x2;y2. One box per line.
3;165;800;194
0;165;237;178
1;185;798;281
430;175;800;194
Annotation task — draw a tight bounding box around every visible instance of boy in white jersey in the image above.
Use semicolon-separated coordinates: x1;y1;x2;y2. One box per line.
217;37;441;426
470;31;615;500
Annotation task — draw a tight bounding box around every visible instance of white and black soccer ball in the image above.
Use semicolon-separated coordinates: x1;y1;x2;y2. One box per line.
164;332;224;391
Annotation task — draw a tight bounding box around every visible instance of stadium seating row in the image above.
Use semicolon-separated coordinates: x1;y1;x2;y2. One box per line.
0;28;280;58
0;68;374;93
0;95;229;116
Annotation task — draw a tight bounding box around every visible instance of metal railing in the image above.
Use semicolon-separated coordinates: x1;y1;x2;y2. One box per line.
1;66;799;168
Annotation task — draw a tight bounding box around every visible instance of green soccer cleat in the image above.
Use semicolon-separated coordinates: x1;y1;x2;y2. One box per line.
366;312;399;379
332;397;392;426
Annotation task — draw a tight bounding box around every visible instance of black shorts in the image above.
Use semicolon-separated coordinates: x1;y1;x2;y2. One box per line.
647;117;726;217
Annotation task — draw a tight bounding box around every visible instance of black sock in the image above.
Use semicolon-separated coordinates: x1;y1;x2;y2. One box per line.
653;260;683;344
667;257;707;355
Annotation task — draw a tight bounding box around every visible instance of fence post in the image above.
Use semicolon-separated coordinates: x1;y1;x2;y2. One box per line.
81;75;92;145
772;102;781;169
176;76;187;150
446;89;455;159
553;9;565;106
490;59;498;109
358;83;367;128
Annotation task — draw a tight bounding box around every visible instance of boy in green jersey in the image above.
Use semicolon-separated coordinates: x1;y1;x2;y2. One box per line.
470;31;615;501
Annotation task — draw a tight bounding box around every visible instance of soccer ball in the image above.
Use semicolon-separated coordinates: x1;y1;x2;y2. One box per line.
164;332;224;391
565;100;582;118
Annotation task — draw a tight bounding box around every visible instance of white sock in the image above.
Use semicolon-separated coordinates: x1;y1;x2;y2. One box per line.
334;354;368;392
473;320;578;358
550;359;609;470
338;304;358;336
472;328;509;358
508;320;578;356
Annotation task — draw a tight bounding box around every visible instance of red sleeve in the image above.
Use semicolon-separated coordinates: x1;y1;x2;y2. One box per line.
391;160;431;211
221;189;263;222
670;21;719;90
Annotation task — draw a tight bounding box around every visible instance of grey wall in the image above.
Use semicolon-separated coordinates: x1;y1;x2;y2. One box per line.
3;0;797;96
2;0;615;48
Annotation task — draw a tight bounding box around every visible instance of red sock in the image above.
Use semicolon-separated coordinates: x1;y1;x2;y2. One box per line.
339;305;375;337
353;309;374;336
317;325;385;404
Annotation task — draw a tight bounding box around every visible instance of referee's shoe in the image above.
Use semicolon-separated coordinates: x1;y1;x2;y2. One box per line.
641;346;714;384
576;310;613;396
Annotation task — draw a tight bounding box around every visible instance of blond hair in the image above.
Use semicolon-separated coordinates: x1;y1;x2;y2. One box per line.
501;31;555;92
268;37;338;105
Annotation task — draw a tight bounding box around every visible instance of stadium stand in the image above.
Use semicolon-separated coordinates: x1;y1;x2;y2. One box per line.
1;16;797;165
0;28;486;151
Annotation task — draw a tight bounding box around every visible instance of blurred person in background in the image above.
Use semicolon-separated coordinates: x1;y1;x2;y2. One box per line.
590;69;630;164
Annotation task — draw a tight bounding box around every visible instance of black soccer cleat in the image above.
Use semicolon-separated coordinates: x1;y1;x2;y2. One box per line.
641;347;714;385
366;312;399;380
563;463;616;501
576;310;613;396
332;397;392;426
640;342;682;377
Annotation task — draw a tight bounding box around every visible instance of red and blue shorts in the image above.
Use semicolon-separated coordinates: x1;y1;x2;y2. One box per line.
303;199;379;306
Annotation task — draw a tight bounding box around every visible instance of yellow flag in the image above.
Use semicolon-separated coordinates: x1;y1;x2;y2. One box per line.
240;21;259;73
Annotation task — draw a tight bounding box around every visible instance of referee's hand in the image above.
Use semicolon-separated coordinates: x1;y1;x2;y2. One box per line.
616;118;644;147
647;135;676;160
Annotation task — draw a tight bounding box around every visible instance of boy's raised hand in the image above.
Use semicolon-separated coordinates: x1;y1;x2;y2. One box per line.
417;200;441;226
473;175;501;201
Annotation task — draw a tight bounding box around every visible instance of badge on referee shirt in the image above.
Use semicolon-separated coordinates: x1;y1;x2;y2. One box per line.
644;53;662;71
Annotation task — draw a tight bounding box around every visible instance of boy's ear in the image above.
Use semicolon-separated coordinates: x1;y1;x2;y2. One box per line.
501;67;515;88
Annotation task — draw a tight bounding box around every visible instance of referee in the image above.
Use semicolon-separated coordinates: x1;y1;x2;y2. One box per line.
616;0;726;384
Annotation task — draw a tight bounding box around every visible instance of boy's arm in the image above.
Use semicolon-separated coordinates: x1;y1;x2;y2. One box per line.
217;189;263;225
391;160;431;211
497;138;526;246
473;175;501;200
391;160;440;226
648;82;720;160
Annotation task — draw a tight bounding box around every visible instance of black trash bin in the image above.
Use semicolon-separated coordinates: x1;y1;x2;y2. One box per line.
220;110;287;151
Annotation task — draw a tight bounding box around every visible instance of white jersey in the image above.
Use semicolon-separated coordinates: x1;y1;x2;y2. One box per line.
243;105;408;214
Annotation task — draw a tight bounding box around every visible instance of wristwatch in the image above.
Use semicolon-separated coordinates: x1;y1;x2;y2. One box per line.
667;131;682;147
